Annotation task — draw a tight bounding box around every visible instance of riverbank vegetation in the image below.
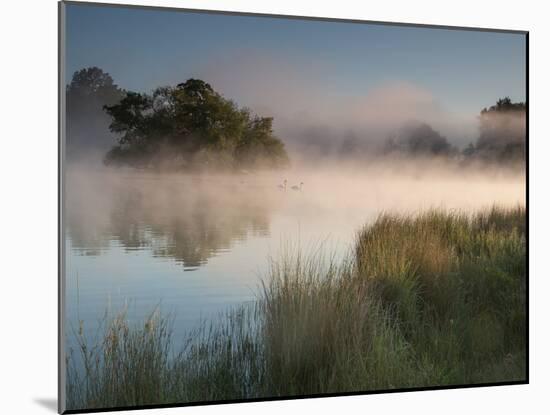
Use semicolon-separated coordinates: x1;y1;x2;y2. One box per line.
66;206;526;411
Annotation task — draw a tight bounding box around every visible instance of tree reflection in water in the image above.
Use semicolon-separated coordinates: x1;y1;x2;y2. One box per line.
66;170;278;270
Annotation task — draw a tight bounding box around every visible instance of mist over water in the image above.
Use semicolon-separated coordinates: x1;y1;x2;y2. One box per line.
65;161;525;348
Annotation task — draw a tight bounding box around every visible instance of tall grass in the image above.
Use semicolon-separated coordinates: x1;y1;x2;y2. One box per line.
66;206;526;411
355;206;526;385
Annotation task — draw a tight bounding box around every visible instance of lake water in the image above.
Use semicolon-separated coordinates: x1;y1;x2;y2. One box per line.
64;166;526;349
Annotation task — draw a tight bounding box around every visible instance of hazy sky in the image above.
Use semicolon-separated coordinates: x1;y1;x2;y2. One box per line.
64;2;526;145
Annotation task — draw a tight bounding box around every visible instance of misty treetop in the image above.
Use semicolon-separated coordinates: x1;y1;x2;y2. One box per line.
68;67;123;106
384;122;457;157
66;67;125;158
103;79;289;171
473;97;526;162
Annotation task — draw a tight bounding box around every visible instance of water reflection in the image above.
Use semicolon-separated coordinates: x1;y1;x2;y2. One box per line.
66;171;277;270
64;167;526;346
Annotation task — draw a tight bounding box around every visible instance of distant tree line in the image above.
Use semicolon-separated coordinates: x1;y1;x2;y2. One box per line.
66;67;289;171
382;97;525;165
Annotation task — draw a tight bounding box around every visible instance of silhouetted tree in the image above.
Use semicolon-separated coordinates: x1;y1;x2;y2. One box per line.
474;97;526;162
66;67;124;159
385;122;454;157
340;131;361;157
462;142;476;157
104;79;289;170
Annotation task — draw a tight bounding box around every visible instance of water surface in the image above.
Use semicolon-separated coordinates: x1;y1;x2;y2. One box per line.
65;167;526;347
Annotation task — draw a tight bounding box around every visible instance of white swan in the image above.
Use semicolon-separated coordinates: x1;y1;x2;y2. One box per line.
291;182;304;191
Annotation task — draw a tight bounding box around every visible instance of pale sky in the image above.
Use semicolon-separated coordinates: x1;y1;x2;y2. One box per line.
64;2;526;146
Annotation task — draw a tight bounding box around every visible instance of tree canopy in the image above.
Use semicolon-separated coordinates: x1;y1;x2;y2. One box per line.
465;97;526;163
385;122;455;157
66;67;124;159
103;79;289;171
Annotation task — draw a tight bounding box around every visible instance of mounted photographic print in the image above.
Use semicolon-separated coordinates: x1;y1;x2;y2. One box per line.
59;1;528;413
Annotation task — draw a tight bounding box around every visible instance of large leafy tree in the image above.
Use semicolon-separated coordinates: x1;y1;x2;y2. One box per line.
66;67;124;159
103;79;289;170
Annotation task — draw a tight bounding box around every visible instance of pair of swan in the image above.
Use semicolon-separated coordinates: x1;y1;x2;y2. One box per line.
278;179;303;191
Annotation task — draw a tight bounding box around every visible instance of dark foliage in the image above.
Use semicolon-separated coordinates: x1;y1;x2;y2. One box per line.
66;67;124;159
385;122;455;157
103;79;289;171
464;97;526;163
